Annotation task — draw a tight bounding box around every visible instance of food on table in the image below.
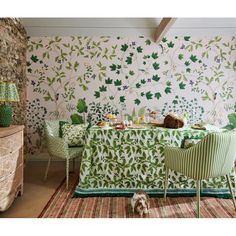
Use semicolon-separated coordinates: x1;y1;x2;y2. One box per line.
191;124;206;130
97;121;109;128
149;111;158;120
115;124;126;130
106;113;117;123
164;113;184;129
129;124;147;129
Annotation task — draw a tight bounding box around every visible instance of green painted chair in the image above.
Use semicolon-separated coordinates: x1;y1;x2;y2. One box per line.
164;132;236;218
44;120;84;189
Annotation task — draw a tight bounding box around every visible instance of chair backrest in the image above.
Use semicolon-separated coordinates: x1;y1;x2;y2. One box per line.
191;132;236;179
44;119;67;137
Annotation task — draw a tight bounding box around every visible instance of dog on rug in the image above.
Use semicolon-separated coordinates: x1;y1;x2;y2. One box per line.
131;190;150;217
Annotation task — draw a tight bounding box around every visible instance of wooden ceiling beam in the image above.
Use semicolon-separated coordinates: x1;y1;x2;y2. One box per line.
154;18;177;43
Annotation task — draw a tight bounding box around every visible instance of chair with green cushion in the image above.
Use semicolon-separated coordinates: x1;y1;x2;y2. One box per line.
44;120;84;189
164;132;236;218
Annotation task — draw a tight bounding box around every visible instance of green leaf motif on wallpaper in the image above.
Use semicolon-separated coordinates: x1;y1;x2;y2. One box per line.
110;64;116;71
43;92;54;101
162;37;167;43
120;96;125;103
31;55;39;63
146;91;153;100
94;91;100;98
155;92;162;100
136;83;141;89
129;70;135;76
178;54;184;60
184;36;191;41
74;61;79;71
167;41;174;48
125;57;132;65
152;62;160;70
145;39;151;45
185;61;190;66
151;52;158;59
134;99;141;105
140;79;146;84
105;78;113;84
152;75;160;82
190;55;198;63
114;79;122;86
165;87;171;94
121;44;128;52
99;85;107;92
179;82;186;90
137;46;143;53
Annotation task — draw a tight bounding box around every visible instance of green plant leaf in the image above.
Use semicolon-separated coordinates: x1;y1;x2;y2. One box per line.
179;82;186;89
228;113;236;127
152;75;160;82
121;44;128;52
136;83;141;88
114;79;122;86
152;62;160;70
141;79;146;84
76;98;88;113
70;114;84;124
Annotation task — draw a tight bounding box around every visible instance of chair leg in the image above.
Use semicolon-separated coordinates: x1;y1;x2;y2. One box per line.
44;155;52;181
226;174;236;211
196;180;201;218
66;159;69;189
164;167;169;200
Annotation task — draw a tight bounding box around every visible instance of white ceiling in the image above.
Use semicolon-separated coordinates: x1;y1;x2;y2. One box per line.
21;18;236;36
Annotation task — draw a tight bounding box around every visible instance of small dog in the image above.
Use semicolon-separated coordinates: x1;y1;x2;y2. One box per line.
131;190;150;217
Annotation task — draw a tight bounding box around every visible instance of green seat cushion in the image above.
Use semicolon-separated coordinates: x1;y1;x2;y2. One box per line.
62;123;87;147
69;146;84;159
181;136;202;148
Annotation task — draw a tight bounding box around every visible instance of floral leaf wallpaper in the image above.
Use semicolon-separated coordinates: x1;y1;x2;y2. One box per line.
27;36;236;154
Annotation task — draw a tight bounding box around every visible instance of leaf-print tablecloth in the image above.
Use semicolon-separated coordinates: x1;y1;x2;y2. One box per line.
74;126;235;197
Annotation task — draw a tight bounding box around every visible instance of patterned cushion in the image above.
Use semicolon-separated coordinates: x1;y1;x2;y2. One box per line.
181;136;202;148
59;120;69;138
62;123;87;147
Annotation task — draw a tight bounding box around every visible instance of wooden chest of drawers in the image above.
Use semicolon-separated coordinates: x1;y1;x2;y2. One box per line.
0;125;24;212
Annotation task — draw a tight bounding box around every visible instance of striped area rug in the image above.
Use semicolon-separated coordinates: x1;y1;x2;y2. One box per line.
39;173;236;218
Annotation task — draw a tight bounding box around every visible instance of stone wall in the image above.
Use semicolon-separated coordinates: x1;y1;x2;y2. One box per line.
0;18;27;126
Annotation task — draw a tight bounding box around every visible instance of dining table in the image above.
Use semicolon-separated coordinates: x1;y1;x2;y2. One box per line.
74;124;234;197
